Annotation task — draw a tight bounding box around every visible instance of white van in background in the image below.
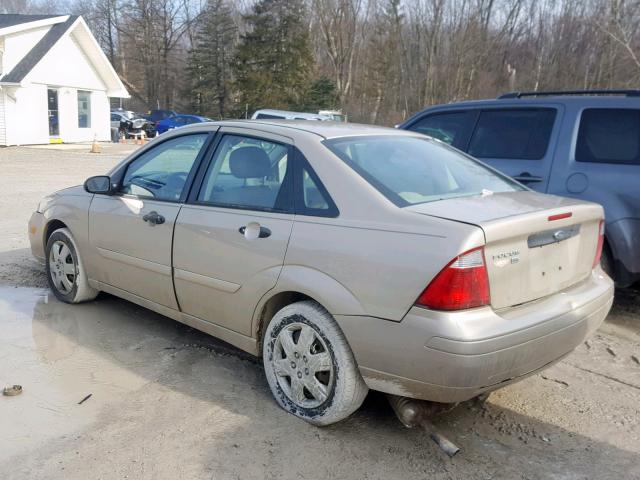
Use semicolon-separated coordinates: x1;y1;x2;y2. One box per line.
251;109;347;122
251;109;330;120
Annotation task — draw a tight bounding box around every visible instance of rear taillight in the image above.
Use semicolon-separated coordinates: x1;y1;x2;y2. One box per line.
416;247;490;311
593;219;605;269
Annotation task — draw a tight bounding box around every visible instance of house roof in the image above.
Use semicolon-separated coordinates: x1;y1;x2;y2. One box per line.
0;14;128;97
1;16;77;84
0;14;60;29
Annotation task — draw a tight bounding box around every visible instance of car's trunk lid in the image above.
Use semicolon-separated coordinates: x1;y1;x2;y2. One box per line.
407;191;603;310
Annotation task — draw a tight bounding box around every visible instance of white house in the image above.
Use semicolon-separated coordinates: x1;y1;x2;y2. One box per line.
0;14;129;146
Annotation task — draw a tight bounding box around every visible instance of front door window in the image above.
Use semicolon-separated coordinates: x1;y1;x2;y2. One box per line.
120;134;208;202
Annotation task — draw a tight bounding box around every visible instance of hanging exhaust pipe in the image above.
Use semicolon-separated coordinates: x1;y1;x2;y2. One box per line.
387;395;460;457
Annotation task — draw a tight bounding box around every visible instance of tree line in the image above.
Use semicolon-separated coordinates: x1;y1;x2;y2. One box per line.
5;0;640;125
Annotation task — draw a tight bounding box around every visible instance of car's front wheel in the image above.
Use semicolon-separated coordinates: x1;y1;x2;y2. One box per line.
263;300;368;426
45;228;98;304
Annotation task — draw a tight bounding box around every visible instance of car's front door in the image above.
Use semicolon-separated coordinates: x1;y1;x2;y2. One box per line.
88;132;212;309
173;128;295;335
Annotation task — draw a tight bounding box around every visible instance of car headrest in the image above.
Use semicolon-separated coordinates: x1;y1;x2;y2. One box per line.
229;147;271;179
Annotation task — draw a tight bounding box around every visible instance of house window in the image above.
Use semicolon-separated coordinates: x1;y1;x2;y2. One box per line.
77;91;91;128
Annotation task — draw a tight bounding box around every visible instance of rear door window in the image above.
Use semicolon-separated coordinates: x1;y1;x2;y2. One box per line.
197;135;292;212
576;108;640;165
292;150;339;217
468;109;556;160
407;111;475;148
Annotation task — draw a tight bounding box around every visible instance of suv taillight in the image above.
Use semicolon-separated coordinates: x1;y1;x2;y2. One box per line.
593;220;605;269
415;247;490;311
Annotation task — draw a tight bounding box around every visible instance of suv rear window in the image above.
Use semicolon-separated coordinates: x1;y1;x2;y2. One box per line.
323;135;523;207
468;109;556;160
576;108;640;165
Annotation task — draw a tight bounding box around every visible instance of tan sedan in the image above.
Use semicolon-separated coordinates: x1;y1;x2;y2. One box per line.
29;121;614;425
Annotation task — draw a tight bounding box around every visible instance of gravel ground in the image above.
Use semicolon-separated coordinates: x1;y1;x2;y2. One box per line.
0;145;638;479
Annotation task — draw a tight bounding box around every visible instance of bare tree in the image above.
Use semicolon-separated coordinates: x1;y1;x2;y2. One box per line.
312;0;368;106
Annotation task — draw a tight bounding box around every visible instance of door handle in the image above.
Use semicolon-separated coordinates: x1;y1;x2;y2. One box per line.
513;172;543;183
142;211;165;225
239;224;271;239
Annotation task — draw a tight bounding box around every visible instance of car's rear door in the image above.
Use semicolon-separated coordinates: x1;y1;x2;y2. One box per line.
88;132;214;309
547;104;640;211
464;107;562;192
172;127;295;336
404;105;563;192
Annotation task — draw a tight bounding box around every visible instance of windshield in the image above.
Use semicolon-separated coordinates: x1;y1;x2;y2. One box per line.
323;135;524;206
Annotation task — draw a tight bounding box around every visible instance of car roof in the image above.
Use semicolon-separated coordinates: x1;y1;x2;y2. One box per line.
181;119;421;140
400;93;640;127
435;95;640;106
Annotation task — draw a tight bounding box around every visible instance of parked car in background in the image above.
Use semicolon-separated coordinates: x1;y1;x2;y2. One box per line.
319;110;347;122
111;108;137;120
399;89;640;287
251;109;331;121
144;109;178;137
156;114;211;134
29;120;612;426
110;112;153;139
147;109;177;123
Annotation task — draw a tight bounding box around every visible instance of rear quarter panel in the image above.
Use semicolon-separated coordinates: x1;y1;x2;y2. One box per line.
280;214;484;321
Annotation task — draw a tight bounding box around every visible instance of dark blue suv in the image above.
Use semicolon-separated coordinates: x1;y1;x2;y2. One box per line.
400;90;640;286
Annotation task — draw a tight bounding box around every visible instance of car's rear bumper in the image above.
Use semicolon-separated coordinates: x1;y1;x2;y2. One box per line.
28;211;46;263
335;269;614;403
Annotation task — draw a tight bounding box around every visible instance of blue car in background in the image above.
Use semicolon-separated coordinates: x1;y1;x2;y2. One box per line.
156;114;211;135
400;89;640;287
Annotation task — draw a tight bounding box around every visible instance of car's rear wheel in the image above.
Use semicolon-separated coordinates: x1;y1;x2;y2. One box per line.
263;300;368;426
45;228;98;304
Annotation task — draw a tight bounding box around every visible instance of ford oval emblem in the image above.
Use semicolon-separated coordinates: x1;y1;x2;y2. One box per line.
553;230;568;241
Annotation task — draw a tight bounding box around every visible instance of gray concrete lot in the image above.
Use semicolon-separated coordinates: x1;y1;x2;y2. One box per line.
0;145;639;479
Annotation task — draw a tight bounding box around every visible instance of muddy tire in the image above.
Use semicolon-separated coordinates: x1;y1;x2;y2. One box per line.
263;300;368;426
45;228;98;304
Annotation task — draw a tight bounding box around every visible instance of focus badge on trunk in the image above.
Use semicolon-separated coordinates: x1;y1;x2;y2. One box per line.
492;250;520;268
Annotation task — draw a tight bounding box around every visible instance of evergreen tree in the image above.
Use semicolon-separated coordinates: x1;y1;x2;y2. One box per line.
299;77;338;112
187;0;237;119
232;0;314;116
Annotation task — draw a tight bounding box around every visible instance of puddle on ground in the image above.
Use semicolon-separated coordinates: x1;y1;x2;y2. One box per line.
0;287;200;460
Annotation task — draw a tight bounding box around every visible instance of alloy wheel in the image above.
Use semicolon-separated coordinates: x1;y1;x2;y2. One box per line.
49;240;77;294
271;322;334;409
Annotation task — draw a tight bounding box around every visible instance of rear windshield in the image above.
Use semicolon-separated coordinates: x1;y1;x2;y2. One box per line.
323;135;523;206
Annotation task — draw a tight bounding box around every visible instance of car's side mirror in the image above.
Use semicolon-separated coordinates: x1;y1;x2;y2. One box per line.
84;175;113;195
